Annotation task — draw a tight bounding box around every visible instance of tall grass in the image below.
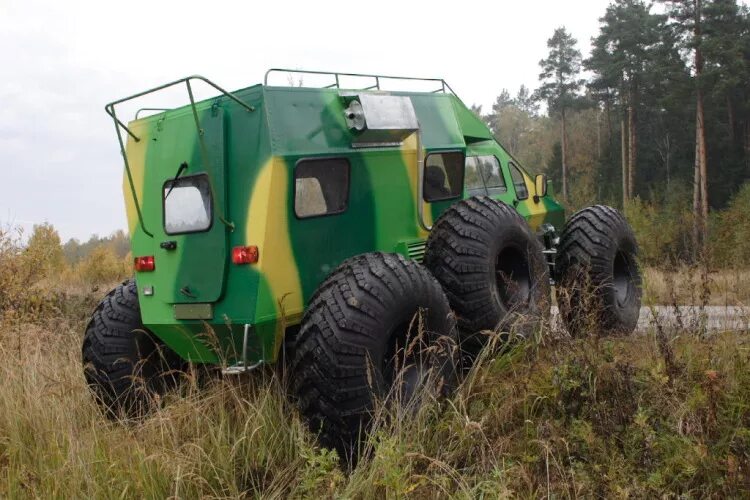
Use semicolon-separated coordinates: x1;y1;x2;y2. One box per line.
1;225;750;496
3;296;750;496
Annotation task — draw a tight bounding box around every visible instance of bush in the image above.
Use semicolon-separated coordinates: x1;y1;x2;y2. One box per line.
624;184;693;266
710;182;750;267
0;224;131;326
0;227;65;325
76;245;130;285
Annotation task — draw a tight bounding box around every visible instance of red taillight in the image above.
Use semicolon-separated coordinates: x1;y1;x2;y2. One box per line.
232;245;259;264
134;256;155;272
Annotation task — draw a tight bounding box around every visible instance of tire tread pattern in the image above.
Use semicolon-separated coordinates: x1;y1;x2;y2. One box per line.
555;205;642;336
289;252;457;459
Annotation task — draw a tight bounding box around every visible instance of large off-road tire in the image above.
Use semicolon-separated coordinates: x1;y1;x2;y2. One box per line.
290;253;458;462
423;196;550;359
82;279;184;418
555;205;642;337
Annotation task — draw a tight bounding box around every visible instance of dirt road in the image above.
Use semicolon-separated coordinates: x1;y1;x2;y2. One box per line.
550;306;750;332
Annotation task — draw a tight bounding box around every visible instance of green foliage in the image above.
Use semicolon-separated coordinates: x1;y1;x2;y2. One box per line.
587;0;663;95
624;184;694;265
535;27;585;114
710;182;750;265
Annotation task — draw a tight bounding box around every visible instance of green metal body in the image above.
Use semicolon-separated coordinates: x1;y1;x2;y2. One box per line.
111;71;565;367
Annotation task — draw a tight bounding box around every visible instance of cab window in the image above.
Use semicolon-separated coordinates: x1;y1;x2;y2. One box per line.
423;151;465;202
478;156;507;195
464;155;507;196
508;162;529;200
295;157;350;218
464;157;486;196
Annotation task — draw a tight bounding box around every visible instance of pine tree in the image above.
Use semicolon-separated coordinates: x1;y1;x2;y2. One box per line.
535;27;584;202
514;85;539;116
587;0;663;204
701;0;750;206
658;0;710;253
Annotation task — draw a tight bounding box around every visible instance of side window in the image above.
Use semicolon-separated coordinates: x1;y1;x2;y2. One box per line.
423;151;465;202
163;174;213;234
508;162;529;200
464;157;487;196
295;158;350;218
477;156;507;195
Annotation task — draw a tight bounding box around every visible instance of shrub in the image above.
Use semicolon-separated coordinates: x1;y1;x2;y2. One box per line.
710;182;750;267
624;184;693;266
76;245;130;285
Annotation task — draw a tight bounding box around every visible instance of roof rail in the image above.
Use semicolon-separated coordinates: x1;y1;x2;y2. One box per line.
263;68;459;95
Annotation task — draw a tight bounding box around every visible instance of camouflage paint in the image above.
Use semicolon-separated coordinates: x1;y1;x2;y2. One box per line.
119;80;564;366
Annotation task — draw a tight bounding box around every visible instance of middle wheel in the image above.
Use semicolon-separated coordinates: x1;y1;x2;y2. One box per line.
424;196;550;358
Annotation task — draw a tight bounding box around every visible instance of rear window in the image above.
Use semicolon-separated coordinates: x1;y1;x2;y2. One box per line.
163;174;212;234
295;157;350;218
423;151;465;202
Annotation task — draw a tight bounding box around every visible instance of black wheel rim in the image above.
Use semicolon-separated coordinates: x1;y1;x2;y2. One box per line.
613;250;634;306
495;246;532;309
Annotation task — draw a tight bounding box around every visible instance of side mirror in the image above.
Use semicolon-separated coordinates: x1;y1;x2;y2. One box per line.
534;174;548;202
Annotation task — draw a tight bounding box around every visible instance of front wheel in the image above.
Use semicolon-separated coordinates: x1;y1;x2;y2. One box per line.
82;279;184;417
555;205;642;337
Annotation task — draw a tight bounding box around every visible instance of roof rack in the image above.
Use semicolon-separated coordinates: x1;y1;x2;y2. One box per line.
263;68;458;95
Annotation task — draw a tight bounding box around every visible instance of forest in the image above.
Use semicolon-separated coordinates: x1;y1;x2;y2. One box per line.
475;0;750;266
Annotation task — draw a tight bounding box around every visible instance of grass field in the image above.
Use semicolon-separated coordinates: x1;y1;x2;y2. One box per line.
1;227;750;497
1;281;749;498
643;267;750;307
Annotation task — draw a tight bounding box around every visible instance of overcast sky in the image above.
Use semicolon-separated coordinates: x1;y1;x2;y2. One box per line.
0;0;693;241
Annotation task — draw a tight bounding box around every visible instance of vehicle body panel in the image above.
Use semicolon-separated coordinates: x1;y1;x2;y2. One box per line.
118;77;564;366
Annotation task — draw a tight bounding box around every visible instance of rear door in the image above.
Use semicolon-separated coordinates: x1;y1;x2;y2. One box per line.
153;109;227;304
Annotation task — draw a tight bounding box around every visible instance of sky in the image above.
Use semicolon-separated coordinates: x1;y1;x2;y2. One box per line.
0;0;660;241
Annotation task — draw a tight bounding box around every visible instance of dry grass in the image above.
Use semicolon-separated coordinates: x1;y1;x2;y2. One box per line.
1;285;749;497
643;266;750;306
2;226;750;497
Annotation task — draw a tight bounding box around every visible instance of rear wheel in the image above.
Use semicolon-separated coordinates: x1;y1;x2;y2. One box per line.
555;205;642;337
424;196;550;360
82;279;184;418
290;253;458;463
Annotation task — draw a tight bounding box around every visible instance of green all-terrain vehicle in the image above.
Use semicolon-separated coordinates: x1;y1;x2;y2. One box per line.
84;69;642;457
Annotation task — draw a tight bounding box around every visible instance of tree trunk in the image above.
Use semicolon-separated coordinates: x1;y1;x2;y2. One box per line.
605;95;613;149
627;85;637;200
727;94;736;147
597;110;602;160
696;86;709;244
621;113;629;206
666;134;671;191
694;0;709;253
561;107;569;202
692;131;701;256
